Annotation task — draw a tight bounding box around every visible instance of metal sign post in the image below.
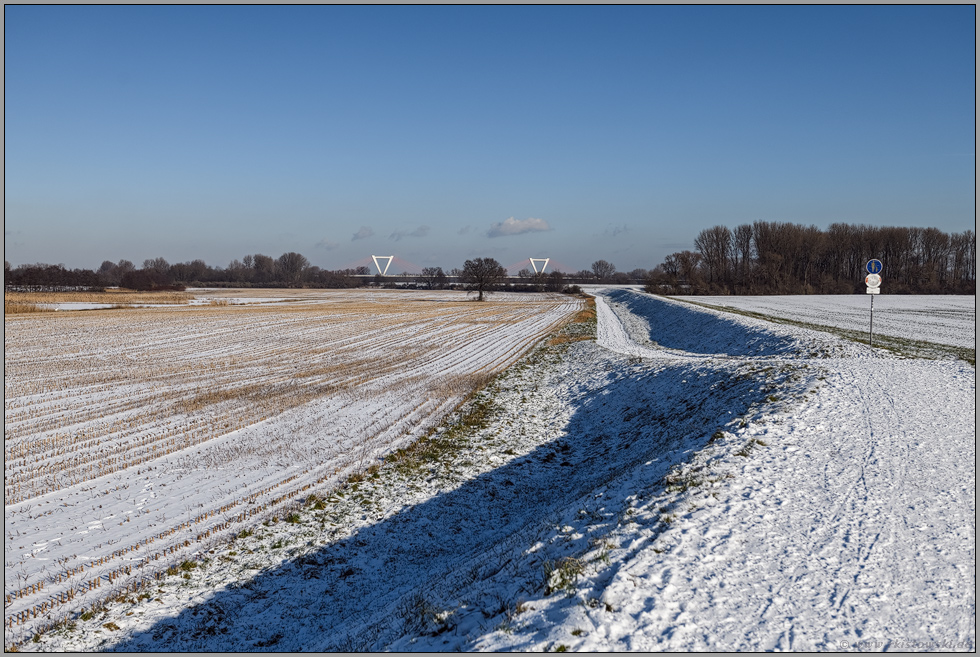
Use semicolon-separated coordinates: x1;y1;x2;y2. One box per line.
869;290;875;349
865;262;883;350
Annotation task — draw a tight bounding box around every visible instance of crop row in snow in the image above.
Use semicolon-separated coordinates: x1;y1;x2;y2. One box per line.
3;289;582;642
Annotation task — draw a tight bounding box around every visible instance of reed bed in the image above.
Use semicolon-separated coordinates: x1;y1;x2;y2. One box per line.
5;290;192;306
3;290;582;642
4;299;52;314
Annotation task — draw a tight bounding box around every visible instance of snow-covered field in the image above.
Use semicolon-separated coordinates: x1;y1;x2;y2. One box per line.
689;294;976;351
8;290;975;652
4;290;581;642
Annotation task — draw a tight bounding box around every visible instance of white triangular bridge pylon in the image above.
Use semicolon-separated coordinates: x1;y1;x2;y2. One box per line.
371;255;394;276
529;257;550;274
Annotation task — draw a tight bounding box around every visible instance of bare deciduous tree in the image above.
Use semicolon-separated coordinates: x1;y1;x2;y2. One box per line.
651;221;974;295
276;252;310;287
420;266;447;290
590;259;616;281
546;270;565;292
461;257;506;301
694;225;732;290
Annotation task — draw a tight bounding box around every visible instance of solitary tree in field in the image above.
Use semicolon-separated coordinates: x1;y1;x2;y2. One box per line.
461;257;506;301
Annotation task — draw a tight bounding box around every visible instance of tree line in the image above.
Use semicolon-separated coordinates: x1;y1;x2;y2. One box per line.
5;222;974;295
4;253;369;292
649;222;975;295
3;252;629;293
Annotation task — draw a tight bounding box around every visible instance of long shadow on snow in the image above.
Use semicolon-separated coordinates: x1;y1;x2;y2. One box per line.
605;288;800;357
109;357;769;651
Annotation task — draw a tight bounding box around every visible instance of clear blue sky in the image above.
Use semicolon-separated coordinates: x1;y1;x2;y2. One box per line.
4;5;975;273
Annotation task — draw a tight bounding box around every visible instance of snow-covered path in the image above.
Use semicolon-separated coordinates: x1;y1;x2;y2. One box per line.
573;357;975;651
472;290;975;652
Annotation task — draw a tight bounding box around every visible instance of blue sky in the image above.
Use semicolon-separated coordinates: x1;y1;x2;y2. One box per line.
4;5;975;273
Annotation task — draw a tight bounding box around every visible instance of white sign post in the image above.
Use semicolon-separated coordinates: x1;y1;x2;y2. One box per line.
865;262;883;350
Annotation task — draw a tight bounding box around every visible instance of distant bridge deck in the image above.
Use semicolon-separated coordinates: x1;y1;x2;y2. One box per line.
350;274;645;286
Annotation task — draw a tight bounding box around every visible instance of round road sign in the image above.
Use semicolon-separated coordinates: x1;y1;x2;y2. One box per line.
865;274;881;288
866;259;883;274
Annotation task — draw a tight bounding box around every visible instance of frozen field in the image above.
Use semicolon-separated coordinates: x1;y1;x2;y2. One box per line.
8;290;975;651
690;294;976;350
4;290;582;640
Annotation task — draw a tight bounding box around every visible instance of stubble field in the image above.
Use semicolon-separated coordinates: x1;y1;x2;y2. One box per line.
4;289;582;640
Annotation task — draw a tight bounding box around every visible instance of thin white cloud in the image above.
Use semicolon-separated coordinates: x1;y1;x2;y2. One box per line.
458;225;473;236
487;217;551;238
316;239;339;251
352;226;375;241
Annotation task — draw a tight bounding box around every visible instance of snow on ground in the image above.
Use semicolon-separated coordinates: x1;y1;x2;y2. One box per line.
464;293;975;652
690;294;976;350
461;292;974;652
13;290;975;652
4;291;579;644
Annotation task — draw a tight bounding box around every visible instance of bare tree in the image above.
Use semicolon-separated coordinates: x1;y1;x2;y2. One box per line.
251;254;276;284
694;225;732;290
420;266;447;290
142;257;170;275
460;257;506;301
919;227;951;292
97;260;124;285
951;230;976;291
732;224;753;293
645;252;700;294
670;251;703;293
172;259;209;283
276;252;310;287
139;257;175;288
545;270;565;292
226;259;247;283
591;259;616;281
651;220;975;295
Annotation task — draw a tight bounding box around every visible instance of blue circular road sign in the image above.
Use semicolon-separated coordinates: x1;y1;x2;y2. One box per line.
866;259;883;274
